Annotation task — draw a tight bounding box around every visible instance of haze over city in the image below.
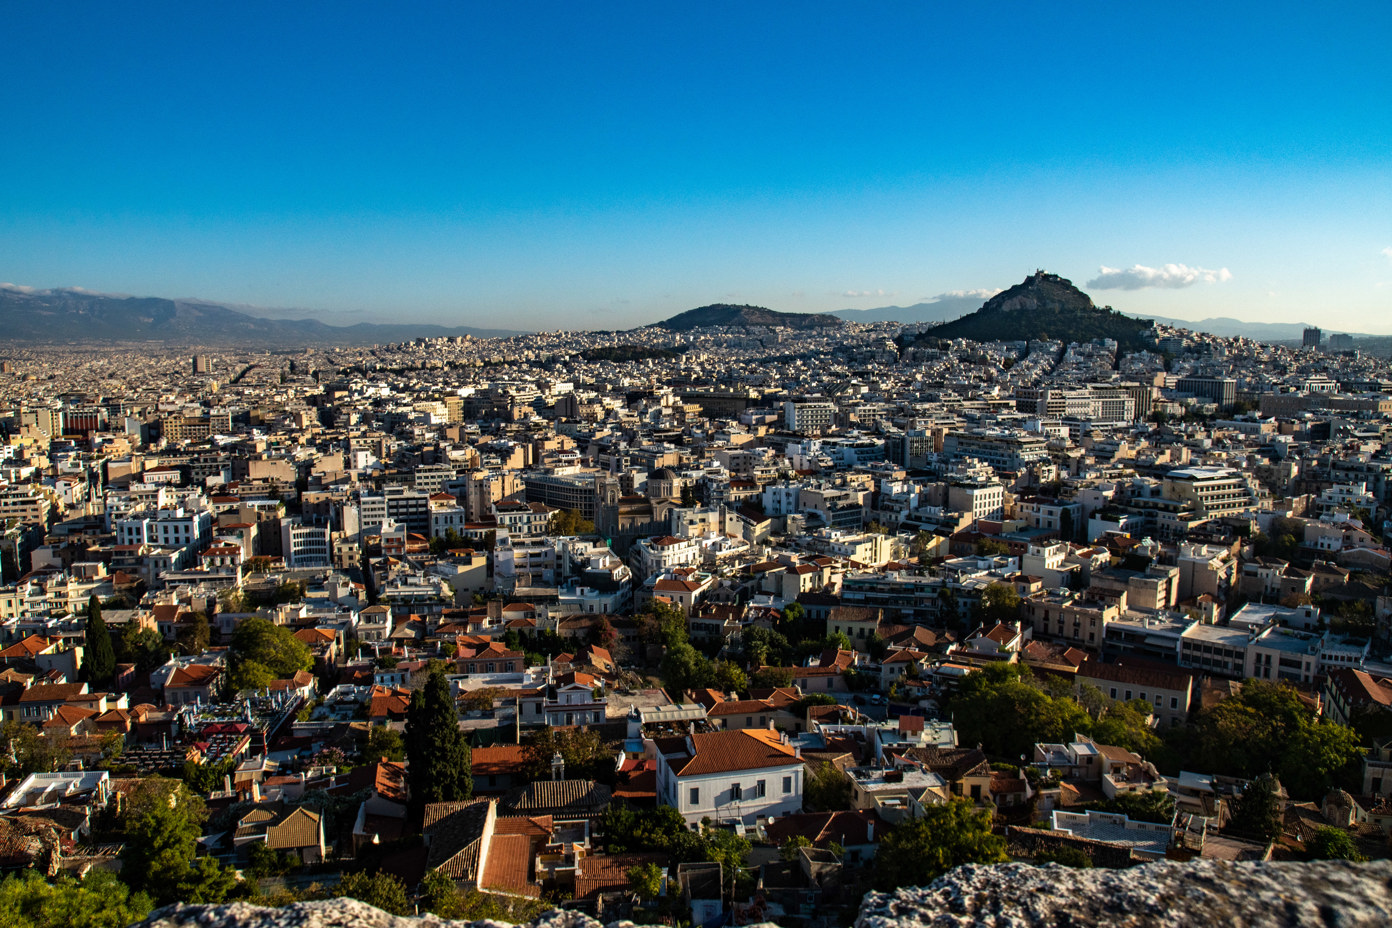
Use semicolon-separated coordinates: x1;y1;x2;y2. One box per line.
2;2;1390;332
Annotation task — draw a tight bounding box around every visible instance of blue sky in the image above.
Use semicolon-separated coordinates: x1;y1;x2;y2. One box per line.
2;2;1390;332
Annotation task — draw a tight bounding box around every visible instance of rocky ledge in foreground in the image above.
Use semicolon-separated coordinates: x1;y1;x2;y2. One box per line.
135;898;781;928
135;860;1392;928
857;859;1392;928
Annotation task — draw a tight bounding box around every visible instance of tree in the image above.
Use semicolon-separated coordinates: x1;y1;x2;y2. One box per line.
751;666;794;689
362;725;405;764
522;726;614;783
712;660;747;694
975;581;1021;624
804;761;852;812
872;799;1007;890
336;871;409;916
176;612;211;656
82;595;115;688
660;642;713;694
950;663;1092;760
118;777;220;905
1187;681;1362;800
1090;700;1162;759
0;870;153;928
114;623;170;675
549;508;595;536
419;870;463;918
228;617;313;691
405;668;472;821
626;862;663;901
1305;826;1366;861
181;757;235;794
976;538;1010;557
779;835;813;861
1226;772;1283;844
1086;788;1174;824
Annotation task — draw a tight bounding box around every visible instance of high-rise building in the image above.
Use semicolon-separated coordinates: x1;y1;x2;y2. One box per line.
1303;327;1321;348
192;355;212;374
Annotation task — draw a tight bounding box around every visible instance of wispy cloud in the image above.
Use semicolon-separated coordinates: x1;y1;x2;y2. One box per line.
1381;246;1392;262
924;288;1001;302
842;288;895;298
1087;263;1232;290
0;283;36;294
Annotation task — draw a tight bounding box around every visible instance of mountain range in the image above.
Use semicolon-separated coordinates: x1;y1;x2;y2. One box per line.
0;287;523;345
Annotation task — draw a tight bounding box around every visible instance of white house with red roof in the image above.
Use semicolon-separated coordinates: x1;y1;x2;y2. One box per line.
654;728;804;825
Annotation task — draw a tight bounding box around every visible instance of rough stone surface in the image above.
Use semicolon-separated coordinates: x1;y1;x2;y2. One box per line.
135;861;1392;928
135;900;780;928
856;860;1392;928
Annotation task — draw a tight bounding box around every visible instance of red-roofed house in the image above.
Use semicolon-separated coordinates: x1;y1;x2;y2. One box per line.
654;728;804;824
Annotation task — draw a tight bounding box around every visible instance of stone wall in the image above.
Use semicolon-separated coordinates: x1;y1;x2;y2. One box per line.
137;860;1392;928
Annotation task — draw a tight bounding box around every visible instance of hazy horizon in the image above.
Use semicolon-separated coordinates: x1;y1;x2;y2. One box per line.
3;3;1389;333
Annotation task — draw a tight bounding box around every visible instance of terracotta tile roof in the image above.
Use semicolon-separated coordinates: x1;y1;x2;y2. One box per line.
481;833;539;896
19;682;86;703
575;852;665;902
504;780;611;817
494;814;554;838
167;665;220;689
43;704;97;728
0;635;52;659
424;799;492;879
266;807;322;850
471;744;528;778
656;729;799;777
1077;658;1192;692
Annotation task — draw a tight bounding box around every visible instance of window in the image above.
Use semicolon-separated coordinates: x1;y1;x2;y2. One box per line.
732;783;743;801
1170;697;1179;710
1109;687;1117;699
689;786;700;806
783;775;793;794
756;779;766;798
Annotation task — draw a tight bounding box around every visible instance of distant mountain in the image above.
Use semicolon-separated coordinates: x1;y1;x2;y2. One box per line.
0;287;523;344
906;271;1154;351
828;292;997;325
1133;314;1372;342
652;303;843;332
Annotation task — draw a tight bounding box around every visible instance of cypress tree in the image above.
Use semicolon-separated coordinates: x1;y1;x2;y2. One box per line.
405;667;472;821
83;595;116;688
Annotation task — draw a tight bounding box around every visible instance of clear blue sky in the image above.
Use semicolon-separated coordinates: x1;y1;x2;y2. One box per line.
3;2;1390;332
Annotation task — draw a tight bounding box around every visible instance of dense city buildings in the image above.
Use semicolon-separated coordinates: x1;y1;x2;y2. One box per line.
0;311;1389;921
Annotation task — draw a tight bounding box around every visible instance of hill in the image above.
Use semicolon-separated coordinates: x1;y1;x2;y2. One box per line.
652;303;843;332
0;287;524;345
906;272;1154;351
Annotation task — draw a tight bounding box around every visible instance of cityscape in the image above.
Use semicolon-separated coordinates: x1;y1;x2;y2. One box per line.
2;2;1390;926
0;274;1387;925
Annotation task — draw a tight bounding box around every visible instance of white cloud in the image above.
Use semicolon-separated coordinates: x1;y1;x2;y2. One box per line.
924;288;1002;302
1087;263;1232;290
1381;246;1392;262
842;289;895;298
0;283;37;294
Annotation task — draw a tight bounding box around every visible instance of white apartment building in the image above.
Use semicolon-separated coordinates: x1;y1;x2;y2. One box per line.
655;729;805;825
115;505;213;569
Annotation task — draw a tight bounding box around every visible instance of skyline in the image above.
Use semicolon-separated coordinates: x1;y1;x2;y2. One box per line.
3;2;1390;332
